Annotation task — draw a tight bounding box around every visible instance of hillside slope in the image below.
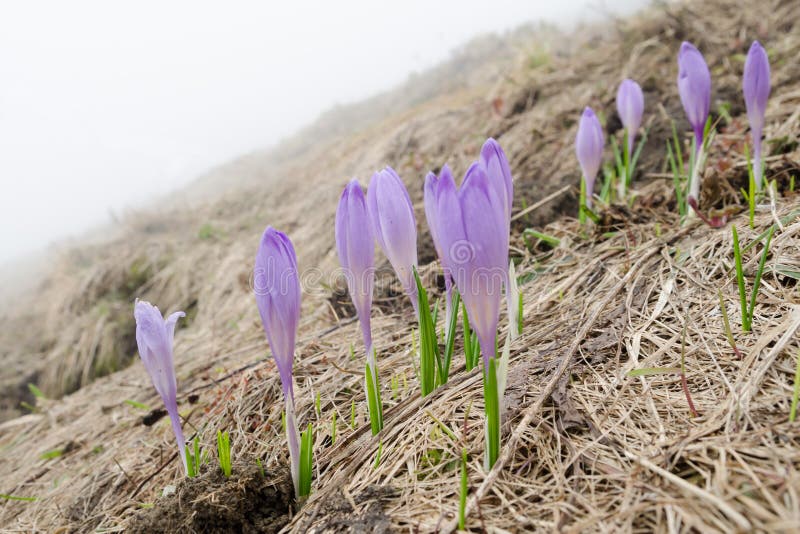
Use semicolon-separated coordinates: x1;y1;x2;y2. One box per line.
2;0;800;531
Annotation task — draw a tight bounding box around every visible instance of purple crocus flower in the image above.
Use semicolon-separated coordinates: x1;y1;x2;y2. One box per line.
432;158;509;371
424;165;455;326
743;40;770;189
134;300;187;474
336;179;376;369
616;78;644;155
253;226;302;496
366;167;419;314
575;107;604;208
677;41;711;153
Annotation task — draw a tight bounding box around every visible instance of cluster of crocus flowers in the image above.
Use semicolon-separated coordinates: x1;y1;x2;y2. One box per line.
254;226;312;498
133;300;188;474
425;137;514;468
743;40;770;191
335;180;383;434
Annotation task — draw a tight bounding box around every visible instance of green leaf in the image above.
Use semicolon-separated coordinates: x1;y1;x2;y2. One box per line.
216;430;232;477
522;229;560;248
747;225;775;323
732;226;750;332
459;449;468;530
124;399;150;411
27;383;45;399
441;290;460;385
40;448;63;460
299;423;313;497
0;494;37;502
365;362;383;435
413;267;439;395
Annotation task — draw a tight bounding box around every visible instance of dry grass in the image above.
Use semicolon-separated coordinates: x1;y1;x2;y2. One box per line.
1;0;800;532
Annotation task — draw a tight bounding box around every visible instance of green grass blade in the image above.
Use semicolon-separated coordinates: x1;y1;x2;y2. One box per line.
579;178;587;224
459;449;468;530
522;229;560;248
0;494;37;502
216;430;231;477
732;226;750;332
331;410;337;445
791;351;800;422
414;267;439;394
747;225;775;324
627;367;681;377
441;290;460;384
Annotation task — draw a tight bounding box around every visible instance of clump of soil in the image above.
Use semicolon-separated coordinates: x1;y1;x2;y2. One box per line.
128;462;293;533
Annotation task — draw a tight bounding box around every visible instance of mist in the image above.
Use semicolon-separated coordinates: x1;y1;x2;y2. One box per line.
0;0;646;265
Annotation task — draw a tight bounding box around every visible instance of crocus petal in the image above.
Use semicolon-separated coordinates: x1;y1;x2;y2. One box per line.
575;107;604;204
133;299;187;473
616;79;644;154
480;138;514;228
367;167;419;313
254;227;301;399
677;41;711;146
335;179;375;352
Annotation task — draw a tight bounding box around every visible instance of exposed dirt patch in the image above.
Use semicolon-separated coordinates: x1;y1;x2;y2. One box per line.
128;463;293;534
309;485;396;533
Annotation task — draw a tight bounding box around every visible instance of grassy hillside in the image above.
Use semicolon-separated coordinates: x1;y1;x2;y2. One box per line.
1;0;799;531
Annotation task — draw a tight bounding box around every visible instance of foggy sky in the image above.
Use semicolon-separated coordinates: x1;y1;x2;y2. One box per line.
0;0;646;264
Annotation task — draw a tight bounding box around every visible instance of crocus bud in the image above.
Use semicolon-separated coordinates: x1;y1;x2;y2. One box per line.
253;226;302;496
424;165;455;325
134;300;187;474
335;180;376;367
616;78;644;155
575;107;604;208
254;227;301;401
677;41;711;151
366;167;419;314
434;159;509;371
743;40;770;189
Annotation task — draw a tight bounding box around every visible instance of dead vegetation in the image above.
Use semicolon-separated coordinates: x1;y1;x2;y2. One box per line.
1;0;800;531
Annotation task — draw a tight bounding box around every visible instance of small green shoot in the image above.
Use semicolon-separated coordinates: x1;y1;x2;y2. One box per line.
790;350;800;423
185;436;201;478
298;423;313;497
732;226;750;332
216;430;232;477
315;392;321;418
579;177;587;224
350;399;356;429
523;228;560;249
732;225;775;332
27;383;45;399
372;441;383;469
256;457;266;478
459;449;468;530
40;448;63;461
124;399;150;411
0;494;37;502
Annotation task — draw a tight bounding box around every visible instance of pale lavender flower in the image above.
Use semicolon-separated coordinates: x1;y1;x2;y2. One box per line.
616;78;645;155
677;41;711;153
134;300;187;474
254;226;302;497
336;179;376;368
424;166;455;326
433;158;509;370
743;40;770;189
367;167;419;314
575;107;604;208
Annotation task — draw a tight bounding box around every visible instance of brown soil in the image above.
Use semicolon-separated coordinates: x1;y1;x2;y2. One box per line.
128;463;293;534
